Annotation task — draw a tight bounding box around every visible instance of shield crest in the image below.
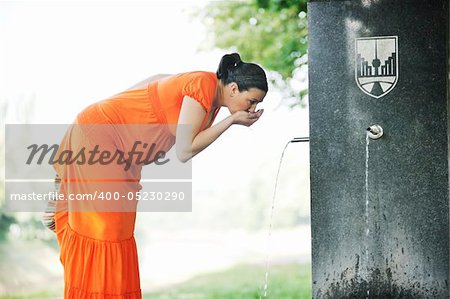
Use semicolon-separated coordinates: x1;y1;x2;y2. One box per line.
355;36;398;99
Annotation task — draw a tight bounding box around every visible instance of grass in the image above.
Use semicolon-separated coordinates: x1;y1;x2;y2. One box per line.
0;263;311;299
144;263;312;299
0;291;60;299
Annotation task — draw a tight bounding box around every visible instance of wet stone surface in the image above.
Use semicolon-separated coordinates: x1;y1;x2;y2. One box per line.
308;0;449;298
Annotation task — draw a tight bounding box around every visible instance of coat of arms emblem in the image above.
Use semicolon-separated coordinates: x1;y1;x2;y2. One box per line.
355;36;398;98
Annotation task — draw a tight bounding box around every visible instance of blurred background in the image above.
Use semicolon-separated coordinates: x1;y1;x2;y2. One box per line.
0;0;310;298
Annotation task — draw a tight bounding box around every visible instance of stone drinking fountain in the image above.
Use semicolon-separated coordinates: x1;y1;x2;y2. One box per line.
308;0;449;297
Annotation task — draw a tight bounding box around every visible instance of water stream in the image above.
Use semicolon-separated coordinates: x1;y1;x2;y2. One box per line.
365;133;370;299
260;134;371;297
260;140;291;298
260;137;309;298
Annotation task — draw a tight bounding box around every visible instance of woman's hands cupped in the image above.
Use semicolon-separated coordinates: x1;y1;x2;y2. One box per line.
232;109;264;127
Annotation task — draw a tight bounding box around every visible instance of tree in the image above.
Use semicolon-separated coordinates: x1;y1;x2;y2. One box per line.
199;0;308;107
0;100;16;241
0;96;35;242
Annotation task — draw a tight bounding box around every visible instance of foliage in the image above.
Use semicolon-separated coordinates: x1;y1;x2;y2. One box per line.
0;97;36;242
0;100;12;242
199;0;308;107
0;212;15;241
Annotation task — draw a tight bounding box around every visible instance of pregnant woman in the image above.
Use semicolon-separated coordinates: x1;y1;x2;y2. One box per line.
49;52;268;298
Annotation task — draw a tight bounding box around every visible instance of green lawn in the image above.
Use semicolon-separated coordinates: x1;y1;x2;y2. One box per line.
144;263;312;299
0;263;311;299
0;291;60;299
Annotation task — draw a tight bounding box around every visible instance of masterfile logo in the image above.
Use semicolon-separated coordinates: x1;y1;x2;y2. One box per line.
355;36;398;99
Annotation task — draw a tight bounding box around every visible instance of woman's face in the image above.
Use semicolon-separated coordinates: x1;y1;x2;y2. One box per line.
225;83;266;114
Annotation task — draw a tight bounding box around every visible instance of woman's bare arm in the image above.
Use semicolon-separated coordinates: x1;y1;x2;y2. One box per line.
176;96;262;162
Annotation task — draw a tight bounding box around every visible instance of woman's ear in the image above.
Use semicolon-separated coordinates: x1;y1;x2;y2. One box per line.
229;82;239;97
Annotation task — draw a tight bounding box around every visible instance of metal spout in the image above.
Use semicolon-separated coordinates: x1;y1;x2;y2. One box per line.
291;137;310;143
367;125;383;140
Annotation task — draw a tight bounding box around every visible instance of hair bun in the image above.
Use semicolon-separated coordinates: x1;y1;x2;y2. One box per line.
216;53;242;79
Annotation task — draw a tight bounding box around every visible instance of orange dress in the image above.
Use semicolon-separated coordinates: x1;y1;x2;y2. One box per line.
54;71;219;298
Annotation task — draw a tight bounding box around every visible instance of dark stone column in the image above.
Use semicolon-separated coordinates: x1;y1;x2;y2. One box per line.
308;0;449;298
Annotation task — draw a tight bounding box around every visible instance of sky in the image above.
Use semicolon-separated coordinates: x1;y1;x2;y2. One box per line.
0;0;218;123
0;0;309;200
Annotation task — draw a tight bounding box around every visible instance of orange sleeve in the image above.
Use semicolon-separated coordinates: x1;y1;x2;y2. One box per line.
181;73;216;112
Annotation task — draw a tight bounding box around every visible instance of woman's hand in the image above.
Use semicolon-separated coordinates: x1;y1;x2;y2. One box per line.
232;109;264;126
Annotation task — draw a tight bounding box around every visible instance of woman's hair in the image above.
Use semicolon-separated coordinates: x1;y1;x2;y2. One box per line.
216;53;268;93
